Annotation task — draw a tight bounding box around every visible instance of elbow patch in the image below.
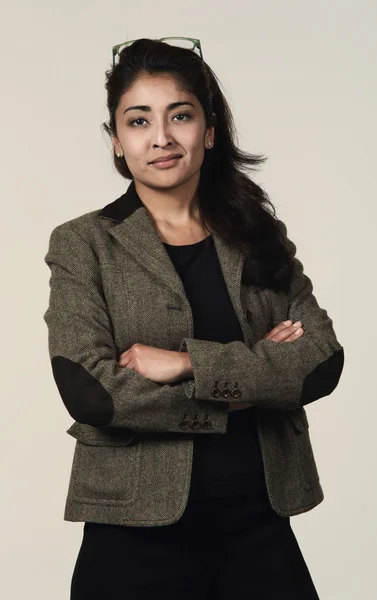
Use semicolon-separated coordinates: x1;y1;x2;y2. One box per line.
51;356;114;426
301;347;345;405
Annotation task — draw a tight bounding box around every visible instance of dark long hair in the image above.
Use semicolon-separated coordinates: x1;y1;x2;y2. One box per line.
102;38;294;293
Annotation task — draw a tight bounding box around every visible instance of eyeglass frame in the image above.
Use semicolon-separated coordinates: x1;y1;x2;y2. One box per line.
112;37;203;67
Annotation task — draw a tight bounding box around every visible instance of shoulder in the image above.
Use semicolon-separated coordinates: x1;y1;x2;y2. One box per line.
275;218;297;259
45;208;112;267
49;208;101;238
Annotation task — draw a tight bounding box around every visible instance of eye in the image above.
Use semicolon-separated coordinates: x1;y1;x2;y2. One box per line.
173;113;192;122
128;113;192;127
129;117;147;127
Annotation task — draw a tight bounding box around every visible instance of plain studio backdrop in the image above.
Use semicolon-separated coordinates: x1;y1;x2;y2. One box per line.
1;0;375;598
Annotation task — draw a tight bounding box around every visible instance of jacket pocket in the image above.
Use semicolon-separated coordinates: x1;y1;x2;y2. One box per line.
288;408;320;490
66;421;139;446
66;422;142;505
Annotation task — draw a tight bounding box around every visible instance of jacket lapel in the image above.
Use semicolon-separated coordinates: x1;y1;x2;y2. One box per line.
98;181;246;311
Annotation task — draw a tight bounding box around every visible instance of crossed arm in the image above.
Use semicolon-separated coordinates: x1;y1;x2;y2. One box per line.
43;221;344;433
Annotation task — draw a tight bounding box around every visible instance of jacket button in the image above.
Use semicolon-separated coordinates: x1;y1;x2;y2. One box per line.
178;413;189;430
231;382;242;399
211;380;221;398
190;414;201;430
221;381;231;399
202;414;212;430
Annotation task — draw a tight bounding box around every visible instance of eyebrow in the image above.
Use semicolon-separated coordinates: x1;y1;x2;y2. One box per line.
123;101;195;116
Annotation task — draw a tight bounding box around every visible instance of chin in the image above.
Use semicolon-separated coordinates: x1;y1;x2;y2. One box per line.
145;172;195;190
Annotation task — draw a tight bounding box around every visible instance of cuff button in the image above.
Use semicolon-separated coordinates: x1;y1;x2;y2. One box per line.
221;381;231;399
202;414;212;430
178;414;189;429
211;380;221;398
190;414;201;430
231;382;242;399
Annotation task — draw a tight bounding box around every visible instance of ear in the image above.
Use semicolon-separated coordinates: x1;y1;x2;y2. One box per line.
206;112;217;145
112;135;123;156
205;129;215;146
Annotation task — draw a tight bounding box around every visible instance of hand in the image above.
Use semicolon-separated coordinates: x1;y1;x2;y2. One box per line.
263;320;304;342
229;320;304;412
118;344;188;384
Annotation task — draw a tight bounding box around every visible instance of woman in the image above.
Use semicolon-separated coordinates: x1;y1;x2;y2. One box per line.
43;37;345;599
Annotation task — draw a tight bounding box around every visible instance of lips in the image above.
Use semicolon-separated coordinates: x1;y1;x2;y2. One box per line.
150;154;182;164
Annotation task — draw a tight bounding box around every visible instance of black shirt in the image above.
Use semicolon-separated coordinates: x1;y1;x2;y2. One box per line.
163;234;266;498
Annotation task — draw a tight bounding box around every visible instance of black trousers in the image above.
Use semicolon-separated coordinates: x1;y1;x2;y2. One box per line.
71;409;320;599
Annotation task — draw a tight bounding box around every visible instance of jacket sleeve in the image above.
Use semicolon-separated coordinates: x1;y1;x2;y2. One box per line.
43;222;228;434
179;221;345;410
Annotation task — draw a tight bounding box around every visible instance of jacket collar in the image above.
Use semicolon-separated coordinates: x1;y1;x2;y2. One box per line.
98;179;144;223
98;180;246;310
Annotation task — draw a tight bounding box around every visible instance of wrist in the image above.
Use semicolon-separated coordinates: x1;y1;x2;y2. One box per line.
179;352;193;378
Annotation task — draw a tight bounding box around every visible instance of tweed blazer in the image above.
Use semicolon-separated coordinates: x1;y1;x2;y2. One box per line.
43;181;345;526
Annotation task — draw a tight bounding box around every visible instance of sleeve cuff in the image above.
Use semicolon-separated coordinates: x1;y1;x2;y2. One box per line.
179;338;196;400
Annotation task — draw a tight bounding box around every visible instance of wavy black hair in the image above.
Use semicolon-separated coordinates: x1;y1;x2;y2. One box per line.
102;38;295;293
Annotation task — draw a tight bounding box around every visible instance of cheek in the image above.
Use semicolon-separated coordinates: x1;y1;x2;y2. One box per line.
180;122;204;147
184;132;205;156
122;139;147;164
190;140;205;164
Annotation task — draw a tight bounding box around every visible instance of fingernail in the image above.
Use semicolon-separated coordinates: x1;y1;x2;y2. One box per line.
283;320;292;325
293;321;302;327
295;328;303;335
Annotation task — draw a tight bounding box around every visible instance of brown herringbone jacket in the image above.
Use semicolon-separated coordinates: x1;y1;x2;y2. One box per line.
43;181;345;526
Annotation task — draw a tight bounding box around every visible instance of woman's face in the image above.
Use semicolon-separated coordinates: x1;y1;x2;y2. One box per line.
113;73;214;189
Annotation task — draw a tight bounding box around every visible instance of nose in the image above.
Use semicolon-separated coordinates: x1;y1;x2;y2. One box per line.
152;118;174;148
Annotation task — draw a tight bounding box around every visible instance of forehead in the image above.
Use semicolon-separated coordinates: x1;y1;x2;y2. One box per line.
118;73;198;108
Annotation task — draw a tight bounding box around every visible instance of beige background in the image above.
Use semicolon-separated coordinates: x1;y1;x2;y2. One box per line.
1;0;376;598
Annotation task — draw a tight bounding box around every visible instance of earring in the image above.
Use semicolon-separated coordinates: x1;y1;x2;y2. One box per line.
207;141;212;147
116;152;122;158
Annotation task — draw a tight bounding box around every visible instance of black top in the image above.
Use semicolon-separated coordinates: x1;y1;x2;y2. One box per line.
163;235;266;498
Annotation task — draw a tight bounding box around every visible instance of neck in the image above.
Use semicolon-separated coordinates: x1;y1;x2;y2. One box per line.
134;174;201;228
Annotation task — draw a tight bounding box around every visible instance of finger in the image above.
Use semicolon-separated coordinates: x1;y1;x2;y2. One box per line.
119;355;130;366
267;323;303;343
264;321;293;340
282;328;304;342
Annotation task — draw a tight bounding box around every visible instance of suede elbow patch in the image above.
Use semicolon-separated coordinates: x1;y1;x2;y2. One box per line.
51;356;114;426
301;347;345;405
